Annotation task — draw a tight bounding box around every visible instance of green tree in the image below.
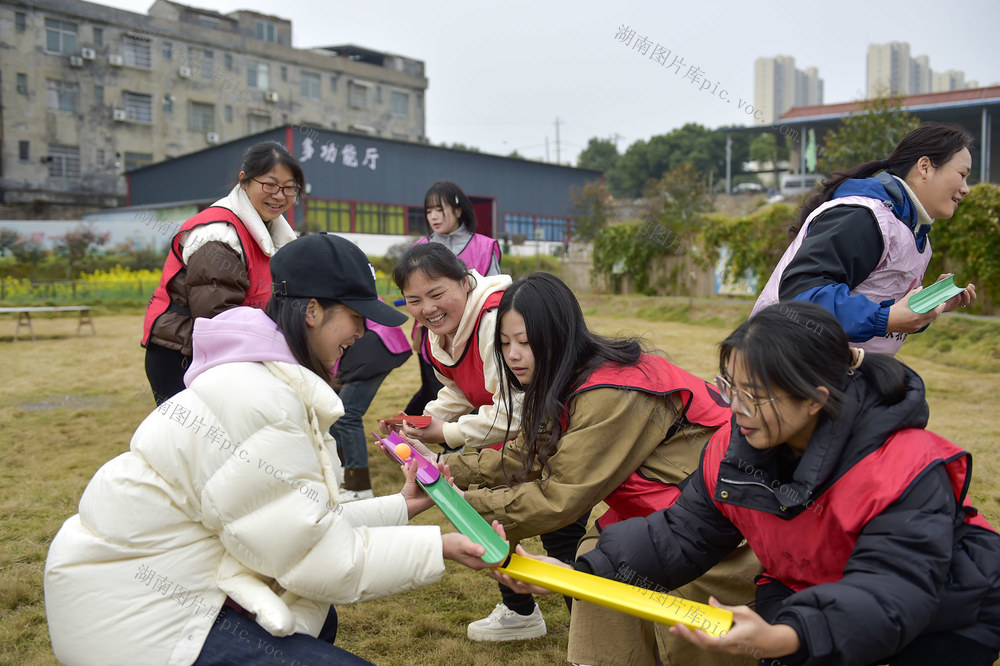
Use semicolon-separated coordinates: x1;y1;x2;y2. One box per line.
576;138;619;174
568;180;610;243
926;183;1000;312
749;133;789;189
54;226;109;278
643;164;714;250
11;235;44;267
0;228;19;257
819;94;920;174
701;203;799;294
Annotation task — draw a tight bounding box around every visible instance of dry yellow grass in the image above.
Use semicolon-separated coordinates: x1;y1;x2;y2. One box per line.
1;301;998;665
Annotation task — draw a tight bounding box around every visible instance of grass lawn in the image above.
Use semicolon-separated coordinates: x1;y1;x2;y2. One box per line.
2;298;999;665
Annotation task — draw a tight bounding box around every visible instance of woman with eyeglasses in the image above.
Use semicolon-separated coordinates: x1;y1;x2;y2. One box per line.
142;140;304;405
404;272;759;659
496;301;1000;666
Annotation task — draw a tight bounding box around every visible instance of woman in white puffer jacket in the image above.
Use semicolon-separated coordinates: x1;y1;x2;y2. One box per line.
44;233;497;666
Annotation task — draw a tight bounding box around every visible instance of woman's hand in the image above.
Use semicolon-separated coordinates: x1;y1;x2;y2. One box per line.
668;597;800;660
442;533;499;569
942;282;976;312
485;523;566;595
401;414;447;445
887;287;945;333
400;460;453;519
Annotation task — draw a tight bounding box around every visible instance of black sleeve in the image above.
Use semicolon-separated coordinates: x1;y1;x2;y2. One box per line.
576;458;744;592
772;464;956;666
778;206;885;300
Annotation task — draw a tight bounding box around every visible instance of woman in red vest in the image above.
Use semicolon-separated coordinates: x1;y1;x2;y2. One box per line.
498;301;1000;666
142;141;303;405
404;181;502;415
394;273;758;659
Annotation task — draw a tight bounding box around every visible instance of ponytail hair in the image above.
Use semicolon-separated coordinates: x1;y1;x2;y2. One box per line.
794;122;974;236
720;303;908;433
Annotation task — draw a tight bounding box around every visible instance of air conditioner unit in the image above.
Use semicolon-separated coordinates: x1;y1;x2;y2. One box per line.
69;55;84;67
178;66;192;79
206;132;219;144
81;47;96;60
265;90;279;103
108;54;124;66
112;108;127;121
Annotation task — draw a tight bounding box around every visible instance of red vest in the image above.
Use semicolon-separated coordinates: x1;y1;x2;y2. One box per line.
703;425;995;592
142;207;273;347
426;290;504;409
570;355;732;529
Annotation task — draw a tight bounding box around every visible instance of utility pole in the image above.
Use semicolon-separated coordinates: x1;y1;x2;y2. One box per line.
725;134;732;194
545;136;550;162
554;117;562;164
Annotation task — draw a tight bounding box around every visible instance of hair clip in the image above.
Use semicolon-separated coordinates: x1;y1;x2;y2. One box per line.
455;195;459;204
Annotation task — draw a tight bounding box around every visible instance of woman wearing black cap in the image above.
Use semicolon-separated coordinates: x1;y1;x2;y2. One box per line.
45;233;501;665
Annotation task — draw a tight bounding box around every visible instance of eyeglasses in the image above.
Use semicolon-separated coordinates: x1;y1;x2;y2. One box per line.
715;375;780;418
251;177;300;197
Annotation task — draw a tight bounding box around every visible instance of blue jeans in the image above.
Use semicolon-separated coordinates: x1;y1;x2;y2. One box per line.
330;372;391;470
193;605;372;665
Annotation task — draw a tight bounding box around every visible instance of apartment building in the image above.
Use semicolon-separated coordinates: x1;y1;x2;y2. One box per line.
754;55;823;125
0;0;427;209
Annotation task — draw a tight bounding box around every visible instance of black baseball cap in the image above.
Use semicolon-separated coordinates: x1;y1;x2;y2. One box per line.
270;233;407;327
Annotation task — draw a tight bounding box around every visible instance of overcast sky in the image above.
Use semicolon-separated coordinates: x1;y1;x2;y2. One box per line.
102;0;1000;164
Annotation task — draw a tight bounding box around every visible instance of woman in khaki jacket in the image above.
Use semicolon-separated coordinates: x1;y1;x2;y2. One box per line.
442;273;760;666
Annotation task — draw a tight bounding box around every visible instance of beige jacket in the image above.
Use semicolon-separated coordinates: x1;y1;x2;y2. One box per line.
423;271;522;449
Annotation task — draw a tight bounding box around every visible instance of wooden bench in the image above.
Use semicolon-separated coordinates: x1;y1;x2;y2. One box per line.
0;306;96;341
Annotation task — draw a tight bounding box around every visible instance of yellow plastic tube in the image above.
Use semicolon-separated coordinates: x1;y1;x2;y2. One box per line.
497;553;733;637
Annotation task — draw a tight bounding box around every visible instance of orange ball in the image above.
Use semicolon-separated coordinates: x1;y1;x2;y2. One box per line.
394;442;412;461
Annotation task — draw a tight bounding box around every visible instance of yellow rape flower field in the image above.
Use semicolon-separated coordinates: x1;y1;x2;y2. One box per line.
1;296;998;665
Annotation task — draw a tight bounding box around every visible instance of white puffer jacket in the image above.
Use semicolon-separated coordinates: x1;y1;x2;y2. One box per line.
44;308;445;666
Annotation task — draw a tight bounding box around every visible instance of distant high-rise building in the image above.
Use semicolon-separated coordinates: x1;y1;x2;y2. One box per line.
868;42;971;96
754;56;823;124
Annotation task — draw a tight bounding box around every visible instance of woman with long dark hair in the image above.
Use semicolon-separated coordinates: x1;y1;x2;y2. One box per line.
752;123;976;355
142;141;304;404
498;301;1000;665
438;273;759;663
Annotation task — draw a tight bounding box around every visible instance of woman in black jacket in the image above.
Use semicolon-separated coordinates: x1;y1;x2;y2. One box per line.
495;301;1000;666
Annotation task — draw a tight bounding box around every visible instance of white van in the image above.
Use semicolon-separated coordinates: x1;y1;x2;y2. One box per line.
780;173;824;196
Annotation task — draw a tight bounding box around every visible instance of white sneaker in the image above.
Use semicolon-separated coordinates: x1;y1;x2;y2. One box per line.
467;603;546;641
337;488;374;503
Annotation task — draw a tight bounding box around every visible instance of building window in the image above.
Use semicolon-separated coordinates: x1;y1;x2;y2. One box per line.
393;133;409;141
356;203;404;235
45;18;77;54
198;16;219;30
123;35;152;69
375;86;382;104
391;91;409;116
255;20;276;42
15;12;26;32
48;144;81;178
93;27;103;46
536;216;570;242
301;72;320;100
330;75;338;92
17;73;28;95
305;199;352;233
280;66;287;82
199;49;214;78
348;82;367;109
247;61;269;90
124;151;153;171
224;105;233;123
162;41;172;60
19;141;30;161
96;149;105;166
189;102;215;132
163;96;173;114
248;113;272;134
504;213;535;240
123;91;153;123
46;80;79;112
94;85;104;105
224;53;232;70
